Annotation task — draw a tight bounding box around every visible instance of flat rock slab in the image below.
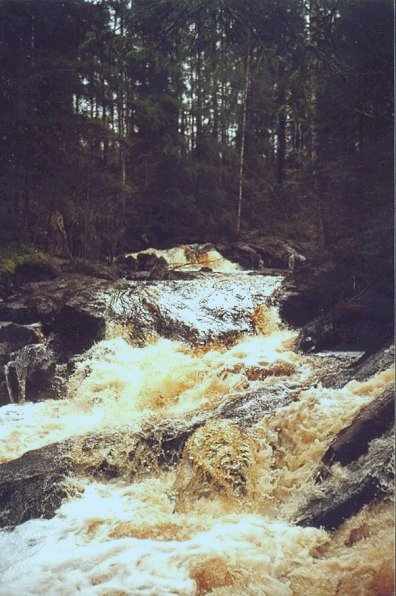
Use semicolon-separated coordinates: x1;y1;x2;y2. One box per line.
105;274;283;344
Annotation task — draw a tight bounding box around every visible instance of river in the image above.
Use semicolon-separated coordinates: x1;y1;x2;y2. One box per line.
0;247;393;595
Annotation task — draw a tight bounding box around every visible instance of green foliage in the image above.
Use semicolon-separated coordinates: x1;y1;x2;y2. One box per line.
0;245;50;275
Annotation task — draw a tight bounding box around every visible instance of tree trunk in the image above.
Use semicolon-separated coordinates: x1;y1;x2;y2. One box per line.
236;43;251;237
276;82;287;187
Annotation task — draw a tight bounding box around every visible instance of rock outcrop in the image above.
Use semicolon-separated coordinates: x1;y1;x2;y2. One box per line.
293;273;394;352
217;237;306;270
296;429;394;530
0;442;74;528
296;386;394;530
0;379;296;527
5;344;57;403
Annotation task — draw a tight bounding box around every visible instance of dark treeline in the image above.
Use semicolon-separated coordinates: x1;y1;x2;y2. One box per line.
0;0;393;268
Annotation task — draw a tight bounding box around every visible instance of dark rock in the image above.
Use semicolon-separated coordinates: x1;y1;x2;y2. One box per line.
149;257;169;280
0;380;9;406
0;275;111;359
275;260;345;328
52;302;106;358
353;343;395;382
4;344;57;403
0;300;34;324
320;388;394;472
0;442;74;528
62;259;118;281
14;258;60;285
217;237;306;271
296;293;394;354
321;343;394;388
0;321;43;350
0;375;297;527
136;252;164;271
115;254;138;274
295;429;394;530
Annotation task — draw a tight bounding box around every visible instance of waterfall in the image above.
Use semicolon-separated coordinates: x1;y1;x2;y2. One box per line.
0;247;393;595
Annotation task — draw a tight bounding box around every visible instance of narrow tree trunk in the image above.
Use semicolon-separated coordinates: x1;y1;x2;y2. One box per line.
236;43;251;237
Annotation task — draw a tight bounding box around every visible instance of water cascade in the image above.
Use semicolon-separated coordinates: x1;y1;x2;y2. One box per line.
0;246;393;595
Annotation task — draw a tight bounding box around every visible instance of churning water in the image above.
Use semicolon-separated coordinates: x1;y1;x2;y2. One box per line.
0;247;394;595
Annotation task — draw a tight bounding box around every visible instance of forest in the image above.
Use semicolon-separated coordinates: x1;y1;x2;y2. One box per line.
0;2;394;594
0;0;393;269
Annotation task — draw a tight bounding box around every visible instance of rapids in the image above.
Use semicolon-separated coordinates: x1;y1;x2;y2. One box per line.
0;247;394;595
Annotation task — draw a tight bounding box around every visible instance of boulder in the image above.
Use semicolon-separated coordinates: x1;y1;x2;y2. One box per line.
319;343;394;389
296;292;394;353
217;237;306;271
320;388;394;472
0;428;185;528
114;254;138;275
0;442;74;528
0;321;43;350
296;385;394;530
107;275;279;345
136;252;168;273
0;300;34;324
296;429;394;530
52;302;106;358
0;275;110;359
62;259;118;281
4;344;57;403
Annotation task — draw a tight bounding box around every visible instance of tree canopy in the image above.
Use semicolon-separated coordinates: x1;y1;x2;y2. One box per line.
0;0;393;268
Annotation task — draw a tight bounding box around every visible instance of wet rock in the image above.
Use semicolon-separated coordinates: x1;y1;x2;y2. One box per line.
0;321;43;350
217;385;295;427
0;428;185;528
4;344;57;403
0;381;8;406
0;275;111;359
320;388;394;472
297;299;394;354
289;271;394;350
219;242;262;269
52;302;106;358
115;254;138;275
0;442;74;528
217;237;305;271
107;275;281;345
62;259;118;281
0;375;296;527
296;430;394;530
353;343;395;382
320;343;394;388
136;252;168;273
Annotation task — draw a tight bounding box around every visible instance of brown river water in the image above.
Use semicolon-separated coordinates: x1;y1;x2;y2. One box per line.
0;247;394;595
